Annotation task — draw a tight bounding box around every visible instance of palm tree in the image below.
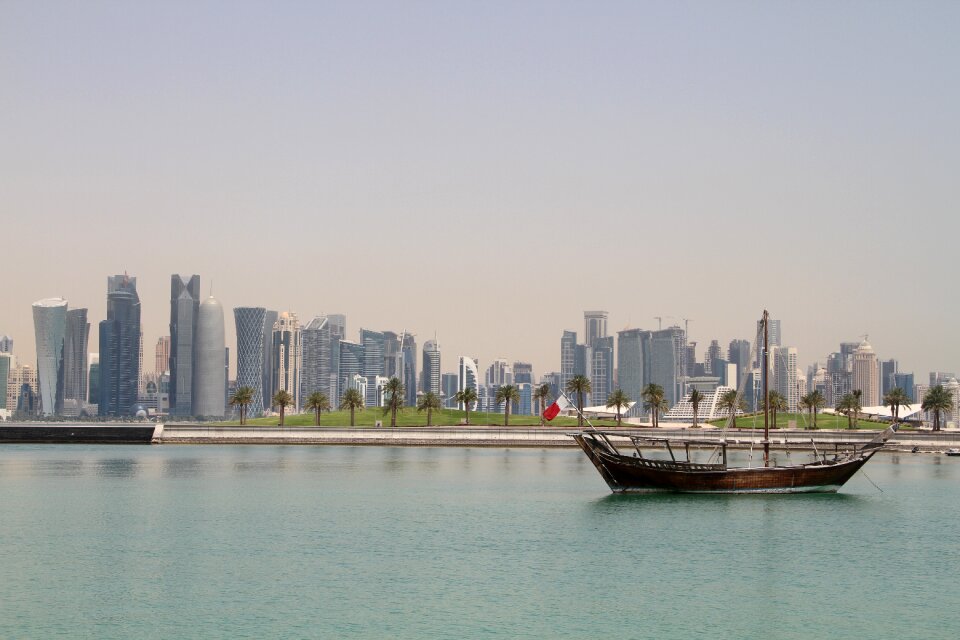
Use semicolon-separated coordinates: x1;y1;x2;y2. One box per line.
851;389;863;429
641;383;667;428
566;375;592;428
495;384;520;426
836;394;857;429
883;387;911;425
382;377;404;427
417;392;442;426
717;389;745;428
339;388;364;426
799;390;826;429
606;389;631;427
533;384;552;426
229;386;255;426
304;391;330;426
454;387;478;426
767;390;787;429
688;389;704;428
272;389;294;427
922;385;954;431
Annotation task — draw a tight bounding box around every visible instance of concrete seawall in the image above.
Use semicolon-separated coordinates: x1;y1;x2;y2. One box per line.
160;425;960;450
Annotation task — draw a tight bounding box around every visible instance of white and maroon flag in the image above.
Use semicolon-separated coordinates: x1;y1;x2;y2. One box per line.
542;395;571;421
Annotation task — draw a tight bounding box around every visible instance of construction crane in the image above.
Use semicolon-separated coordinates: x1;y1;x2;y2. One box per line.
654;316;663;330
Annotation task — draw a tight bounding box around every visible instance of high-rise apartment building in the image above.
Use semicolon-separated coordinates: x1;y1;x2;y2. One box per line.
33;298;68;416
169;275;200;416
772;346;799;412
421;340;441;396
63;308;90;415
272;312;302;411
852;340;880;407
234;307;267;417
193;296;226;417
584;310;608;347
155;336;170;376
99;274;142;417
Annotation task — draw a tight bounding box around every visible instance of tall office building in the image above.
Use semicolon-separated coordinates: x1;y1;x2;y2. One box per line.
87;355;99;406
560;330;577;392
617;329;648;413
401;334;417;407
0;335;12;353
234;307;267;417
338;340;364;404
649;327;684;408
852;340;880;407
33;298;68;416
441;373;458;408
99;274;141;417
169;275;200;416
512;362;534;385
894;373;915;402
705;340;722;375
458;356;480;410
421;340;441;396
590;336;614;407
727;339;751;386
584;311;608;347
485;359;512;387
360;329;386;406
879;359;898;397
272;312;302;411
301;316;336;403
63;308;90;415
755;318;781;367
8;363;38;415
0;353;11;412
930;372;955;387
261;310;278;411
193;296;226;417
155;336;171;376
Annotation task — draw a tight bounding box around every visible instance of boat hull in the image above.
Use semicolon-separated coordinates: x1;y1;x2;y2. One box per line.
573;433;874;494
0;424;161;444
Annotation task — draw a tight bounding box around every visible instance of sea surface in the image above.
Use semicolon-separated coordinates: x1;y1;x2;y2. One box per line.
0;445;957;639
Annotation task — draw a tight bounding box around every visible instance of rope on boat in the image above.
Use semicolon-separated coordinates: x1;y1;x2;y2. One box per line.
860;468;884;493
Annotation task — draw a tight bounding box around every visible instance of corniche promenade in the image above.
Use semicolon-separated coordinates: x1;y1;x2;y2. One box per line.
157;423;960;450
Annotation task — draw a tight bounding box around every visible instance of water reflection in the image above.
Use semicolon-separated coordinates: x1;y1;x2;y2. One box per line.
162;457;206;478
94;458;138;478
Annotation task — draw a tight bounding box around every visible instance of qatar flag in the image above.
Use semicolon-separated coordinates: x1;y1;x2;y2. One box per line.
543;395;571;421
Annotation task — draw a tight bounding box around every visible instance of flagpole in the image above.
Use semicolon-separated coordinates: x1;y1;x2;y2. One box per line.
557;389;599;432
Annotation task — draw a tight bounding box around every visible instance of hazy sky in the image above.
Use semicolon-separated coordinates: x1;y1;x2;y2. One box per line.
2;1;958;380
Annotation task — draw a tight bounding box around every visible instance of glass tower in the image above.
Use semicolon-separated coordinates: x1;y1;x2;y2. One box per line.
98;275;141;417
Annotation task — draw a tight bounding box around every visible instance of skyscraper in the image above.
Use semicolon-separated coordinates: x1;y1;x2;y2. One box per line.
301;316;334;403
755;318;781;367
193;296;226;417
512;362;534;385
879;359;898;397
584;310;608;347
87;355;99;406
401;333;417;407
649;327;684;408
234;307;267;417
560;330;577;392
705;340;722;375
852;340;880;407
590;336;614;407
421;340;441;396
0;353;11;412
772;346;799;412
894;372;915;402
617;329;648;413
338;340;364;404
361;329;386;406
32;298;68;416
99;274;141;417
63;308;90;415
441;373;458;408
272;312;302;411
155;336;170;376
261;310;278;411
727;339;751;387
169;274;200;416
458;356;479;410
0;335;12;353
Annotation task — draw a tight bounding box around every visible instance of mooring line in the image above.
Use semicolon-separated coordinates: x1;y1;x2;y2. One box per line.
860;469;884;493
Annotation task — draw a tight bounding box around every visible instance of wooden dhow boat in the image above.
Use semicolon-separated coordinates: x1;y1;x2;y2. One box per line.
572;311;895;494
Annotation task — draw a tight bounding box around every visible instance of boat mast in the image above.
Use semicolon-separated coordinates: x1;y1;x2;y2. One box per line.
763;309;770;467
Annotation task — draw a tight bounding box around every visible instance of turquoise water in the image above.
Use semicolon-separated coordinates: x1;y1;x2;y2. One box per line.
0;445;957;639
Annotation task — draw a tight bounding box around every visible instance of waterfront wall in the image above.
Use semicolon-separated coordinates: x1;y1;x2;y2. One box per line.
159;425;960;449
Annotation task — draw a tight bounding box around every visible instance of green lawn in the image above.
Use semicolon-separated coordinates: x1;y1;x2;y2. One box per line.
707;412;888;430
216;407;626;428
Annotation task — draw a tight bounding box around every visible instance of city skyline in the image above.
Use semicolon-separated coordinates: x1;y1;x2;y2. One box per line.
2;3;958;387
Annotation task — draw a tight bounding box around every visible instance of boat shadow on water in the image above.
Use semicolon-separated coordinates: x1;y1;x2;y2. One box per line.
588;489;866;513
